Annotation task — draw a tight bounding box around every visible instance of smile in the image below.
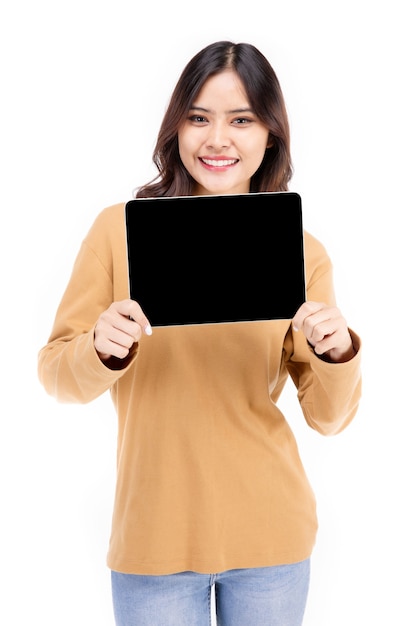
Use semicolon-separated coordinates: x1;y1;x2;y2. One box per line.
199;158;238;167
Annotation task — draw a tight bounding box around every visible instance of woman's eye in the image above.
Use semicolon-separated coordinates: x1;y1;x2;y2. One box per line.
233;117;252;125
189;115;207;123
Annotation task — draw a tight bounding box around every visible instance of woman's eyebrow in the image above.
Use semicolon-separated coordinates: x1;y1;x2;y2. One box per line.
189;105;254;114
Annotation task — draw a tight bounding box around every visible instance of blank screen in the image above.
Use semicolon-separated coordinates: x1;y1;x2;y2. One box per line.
125;192;305;326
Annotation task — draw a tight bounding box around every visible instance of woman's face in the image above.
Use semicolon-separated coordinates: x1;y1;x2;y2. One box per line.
178;70;270;196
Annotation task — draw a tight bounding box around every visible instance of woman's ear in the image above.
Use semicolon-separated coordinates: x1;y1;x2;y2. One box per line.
266;135;274;148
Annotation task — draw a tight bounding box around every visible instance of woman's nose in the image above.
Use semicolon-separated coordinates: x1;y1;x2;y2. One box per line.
205;122;230;149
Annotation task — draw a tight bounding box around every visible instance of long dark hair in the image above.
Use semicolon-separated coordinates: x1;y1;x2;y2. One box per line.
135;41;293;198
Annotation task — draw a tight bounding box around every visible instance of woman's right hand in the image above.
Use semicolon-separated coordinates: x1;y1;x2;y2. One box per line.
94;299;152;362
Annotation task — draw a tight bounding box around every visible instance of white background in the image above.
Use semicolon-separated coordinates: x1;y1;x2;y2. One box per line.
1;1;417;624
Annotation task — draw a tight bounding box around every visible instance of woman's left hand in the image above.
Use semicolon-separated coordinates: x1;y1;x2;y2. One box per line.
292;301;356;363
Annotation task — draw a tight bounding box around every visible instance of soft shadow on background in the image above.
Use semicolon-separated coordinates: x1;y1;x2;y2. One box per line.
2;1;417;624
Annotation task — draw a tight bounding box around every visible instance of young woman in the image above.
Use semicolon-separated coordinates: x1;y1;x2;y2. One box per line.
38;41;361;626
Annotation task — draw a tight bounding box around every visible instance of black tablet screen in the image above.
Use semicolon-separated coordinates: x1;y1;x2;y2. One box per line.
125;192;305;326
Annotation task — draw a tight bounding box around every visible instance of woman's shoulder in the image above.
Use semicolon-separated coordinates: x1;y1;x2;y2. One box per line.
303;230;330;260
92;201;126;227
303;229;333;281
82;202;127;254
86;201;127;233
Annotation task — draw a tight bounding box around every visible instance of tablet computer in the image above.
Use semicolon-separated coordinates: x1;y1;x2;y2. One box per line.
125;191;305;326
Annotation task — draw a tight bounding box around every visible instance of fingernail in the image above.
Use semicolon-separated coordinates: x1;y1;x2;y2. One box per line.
144;324;153;336
292;325;299;332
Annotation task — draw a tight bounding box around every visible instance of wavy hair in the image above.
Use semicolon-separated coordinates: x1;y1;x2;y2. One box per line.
135;41;293;198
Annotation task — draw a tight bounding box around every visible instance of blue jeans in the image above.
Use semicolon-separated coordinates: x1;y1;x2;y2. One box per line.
111;560;310;626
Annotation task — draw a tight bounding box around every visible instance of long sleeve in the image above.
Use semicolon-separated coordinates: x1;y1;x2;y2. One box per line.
37;203;136;403
283;231;362;435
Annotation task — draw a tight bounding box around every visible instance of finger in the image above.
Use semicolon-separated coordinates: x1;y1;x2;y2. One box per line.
305;315;337;345
94;319;136;359
94;329;133;360
95;335;132;360
105;323;139;349
313;326;351;356
292;301;324;332
310;330;337;354
114;299;152;336
98;305;141;341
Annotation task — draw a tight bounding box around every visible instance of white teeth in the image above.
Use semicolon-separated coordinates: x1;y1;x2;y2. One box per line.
201;158;237;167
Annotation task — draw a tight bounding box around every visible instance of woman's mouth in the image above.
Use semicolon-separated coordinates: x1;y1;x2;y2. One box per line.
199;157;239;169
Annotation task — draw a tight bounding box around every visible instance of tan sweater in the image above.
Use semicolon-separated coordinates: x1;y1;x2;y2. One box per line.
38;202;362;575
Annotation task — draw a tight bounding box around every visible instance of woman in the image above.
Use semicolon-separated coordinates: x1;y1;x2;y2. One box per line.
38;41;361;626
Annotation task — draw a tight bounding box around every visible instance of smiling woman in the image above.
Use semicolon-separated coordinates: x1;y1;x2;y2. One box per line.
37;40;361;626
